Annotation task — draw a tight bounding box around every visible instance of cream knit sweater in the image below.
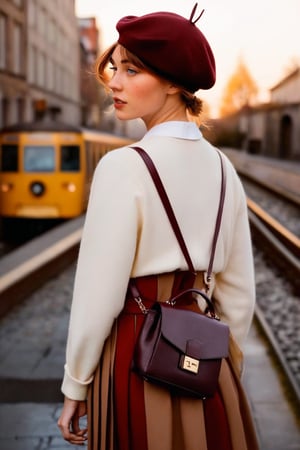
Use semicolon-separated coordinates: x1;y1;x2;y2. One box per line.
61;124;255;400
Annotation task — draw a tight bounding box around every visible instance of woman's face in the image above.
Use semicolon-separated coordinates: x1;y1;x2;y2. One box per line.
108;45;182;129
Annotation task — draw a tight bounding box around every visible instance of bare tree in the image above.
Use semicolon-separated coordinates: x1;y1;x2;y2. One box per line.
219;57;258;117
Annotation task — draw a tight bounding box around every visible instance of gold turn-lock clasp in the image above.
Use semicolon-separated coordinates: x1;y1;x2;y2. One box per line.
180;355;200;374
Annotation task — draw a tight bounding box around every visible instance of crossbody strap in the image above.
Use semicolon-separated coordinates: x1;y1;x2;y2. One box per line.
131;146;195;273
131;146;226;285
206;150;226;283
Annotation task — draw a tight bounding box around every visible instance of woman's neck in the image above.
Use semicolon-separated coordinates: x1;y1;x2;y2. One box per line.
143;103;188;130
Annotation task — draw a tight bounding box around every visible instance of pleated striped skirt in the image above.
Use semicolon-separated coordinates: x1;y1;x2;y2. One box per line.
87;271;259;450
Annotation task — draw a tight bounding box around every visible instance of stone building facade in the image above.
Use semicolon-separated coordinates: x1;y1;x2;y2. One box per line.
0;0;27;126
240;68;300;159
78;17;106;128
211;67;300;160
0;0;81;128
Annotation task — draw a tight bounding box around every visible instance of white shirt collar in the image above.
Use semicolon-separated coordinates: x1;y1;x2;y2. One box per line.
144;121;202;140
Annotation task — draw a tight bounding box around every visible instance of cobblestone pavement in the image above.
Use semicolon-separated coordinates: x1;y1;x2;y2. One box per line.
0;265;75;387
0;403;86;450
0;262;299;450
0;264;83;449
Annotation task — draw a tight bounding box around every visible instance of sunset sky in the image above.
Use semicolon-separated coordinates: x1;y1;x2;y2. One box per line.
75;0;300;116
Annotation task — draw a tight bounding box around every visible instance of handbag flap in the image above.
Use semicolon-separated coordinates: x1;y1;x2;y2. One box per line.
157;303;229;359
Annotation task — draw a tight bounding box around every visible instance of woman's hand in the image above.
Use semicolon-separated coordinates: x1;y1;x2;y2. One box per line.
57;397;87;445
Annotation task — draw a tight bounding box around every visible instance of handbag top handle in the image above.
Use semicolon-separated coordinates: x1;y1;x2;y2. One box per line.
131;146;226;287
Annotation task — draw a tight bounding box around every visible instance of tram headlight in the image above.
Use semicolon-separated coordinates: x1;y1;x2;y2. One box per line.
1;182;13;193
62;182;76;192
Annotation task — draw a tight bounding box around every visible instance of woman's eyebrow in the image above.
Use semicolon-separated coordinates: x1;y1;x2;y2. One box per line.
109;56;131;65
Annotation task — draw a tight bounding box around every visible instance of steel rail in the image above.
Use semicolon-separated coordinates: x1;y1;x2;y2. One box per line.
248;207;300;408
248;205;300;291
247;197;300;259
254;304;300;410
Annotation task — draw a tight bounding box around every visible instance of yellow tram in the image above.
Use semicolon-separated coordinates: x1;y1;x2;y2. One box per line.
0;121;132;221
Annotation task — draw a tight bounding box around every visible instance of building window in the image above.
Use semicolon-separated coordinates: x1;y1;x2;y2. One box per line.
46;58;54;90
13;22;22;74
12;0;23;7
55;65;62;94
28;45;36;84
17;98;25;122
62;69;67;97
37;51;46;87
28;0;36;28
37;7;45;36
48;19;55;43
41;9;46;37
56;27;62;50
0;14;6;69
1;98;10;127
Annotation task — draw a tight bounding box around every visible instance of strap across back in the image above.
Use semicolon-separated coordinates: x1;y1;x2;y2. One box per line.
131;146;226;286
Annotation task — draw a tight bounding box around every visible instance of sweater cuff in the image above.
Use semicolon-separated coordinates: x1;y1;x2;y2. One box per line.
61;365;93;401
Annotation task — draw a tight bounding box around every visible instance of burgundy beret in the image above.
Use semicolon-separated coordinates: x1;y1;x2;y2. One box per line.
116;4;216;92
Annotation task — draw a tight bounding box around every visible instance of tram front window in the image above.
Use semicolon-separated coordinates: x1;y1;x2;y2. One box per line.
24;146;55;172
1;145;18;171
60;145;80;171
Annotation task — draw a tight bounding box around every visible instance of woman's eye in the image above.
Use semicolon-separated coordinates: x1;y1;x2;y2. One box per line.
127;67;138;75
108;65;138;76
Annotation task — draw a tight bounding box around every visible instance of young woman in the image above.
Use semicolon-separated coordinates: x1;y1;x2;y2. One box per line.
58;5;259;450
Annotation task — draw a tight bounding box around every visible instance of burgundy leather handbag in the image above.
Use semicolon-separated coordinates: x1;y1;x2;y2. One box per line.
129;146;229;399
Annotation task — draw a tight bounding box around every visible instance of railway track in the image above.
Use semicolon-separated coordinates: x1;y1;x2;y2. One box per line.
239;169;300;409
248;198;299;286
247;203;300;407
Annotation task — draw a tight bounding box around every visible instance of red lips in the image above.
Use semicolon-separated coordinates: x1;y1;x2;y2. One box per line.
113;97;126;108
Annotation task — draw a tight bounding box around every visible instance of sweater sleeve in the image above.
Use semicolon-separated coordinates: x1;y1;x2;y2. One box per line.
213;177;256;348
61;151;140;400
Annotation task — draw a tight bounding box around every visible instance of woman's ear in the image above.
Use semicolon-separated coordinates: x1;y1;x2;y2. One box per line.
167;84;181;95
